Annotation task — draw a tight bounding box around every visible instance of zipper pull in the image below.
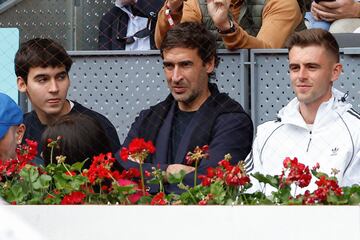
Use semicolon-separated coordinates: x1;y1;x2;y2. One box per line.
306;131;312;152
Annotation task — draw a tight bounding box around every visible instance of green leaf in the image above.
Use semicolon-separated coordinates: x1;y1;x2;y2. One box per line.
245;192;273;205
138;195;152;204
210;182;226;204
348;192;360;205
310;170;329;180
147;178;161;185
19;165;39;183
70;160;88;172
251;172;279;188
32;174;52;190
272;187;291;204
53;174;69;190
5;184;26;203
113;184;137;194
287;197;303;205
327;192;340;205
26;192;45;204
167;170;186;184
68;176;88;190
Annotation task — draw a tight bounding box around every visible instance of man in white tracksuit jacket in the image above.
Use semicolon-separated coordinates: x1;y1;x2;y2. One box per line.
247;28;360;192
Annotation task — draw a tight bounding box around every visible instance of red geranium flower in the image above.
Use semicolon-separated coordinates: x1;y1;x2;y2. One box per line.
120;147;129;161
61;191;86;204
185;145;209;165
151;192;167;205
280;157;312;188
120;138;156;164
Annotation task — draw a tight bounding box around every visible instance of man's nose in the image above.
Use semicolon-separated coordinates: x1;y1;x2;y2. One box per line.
171;66;182;82
48;79;59;92
298;67;308;80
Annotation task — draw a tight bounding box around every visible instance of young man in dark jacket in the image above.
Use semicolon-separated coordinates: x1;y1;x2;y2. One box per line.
15;38;120;160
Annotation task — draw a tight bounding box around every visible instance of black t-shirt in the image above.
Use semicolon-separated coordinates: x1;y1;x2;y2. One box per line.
22;101;120;160
169;107;196;164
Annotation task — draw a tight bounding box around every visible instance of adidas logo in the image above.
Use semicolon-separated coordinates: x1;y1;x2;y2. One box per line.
331;147;339;156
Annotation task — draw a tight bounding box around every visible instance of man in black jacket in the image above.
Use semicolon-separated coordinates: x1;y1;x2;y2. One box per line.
15;38;120;160
118;22;253;194
98;0;164;50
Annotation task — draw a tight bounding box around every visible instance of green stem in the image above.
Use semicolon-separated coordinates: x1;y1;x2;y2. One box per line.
159;177;164;193
46;191;56;198
186;188;197;204
194;159;198;186
239;187;250;205
50;145;54;165
61;162;72;176
108;173;119;186
28;170;34;196
139;163;146;196
99;182;102;197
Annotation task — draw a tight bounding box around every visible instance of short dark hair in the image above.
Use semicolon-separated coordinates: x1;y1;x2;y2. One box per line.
160;22;219;68
285;29;340;62
41;114;112;169
15;38;73;83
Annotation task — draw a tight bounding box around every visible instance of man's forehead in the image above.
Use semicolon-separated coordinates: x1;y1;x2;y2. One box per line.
163;47;198;56
289;44;327;55
29;65;67;74
289;45;327;59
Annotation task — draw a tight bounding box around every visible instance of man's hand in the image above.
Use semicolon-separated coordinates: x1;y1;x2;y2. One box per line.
166;0;185;12
207;0;231;30
311;0;360;22
166;164;195;181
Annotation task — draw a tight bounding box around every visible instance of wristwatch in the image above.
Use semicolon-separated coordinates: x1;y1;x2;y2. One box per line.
217;20;236;34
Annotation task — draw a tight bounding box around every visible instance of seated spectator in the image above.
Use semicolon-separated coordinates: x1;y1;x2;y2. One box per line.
246;29;360;193
41;114;120;170
118;22;253;194
15;38;120;159
0;92;25;161
307;0;360;33
155;0;307;49
98;0;164;50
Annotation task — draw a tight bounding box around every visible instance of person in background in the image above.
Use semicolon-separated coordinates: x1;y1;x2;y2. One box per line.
15;38;120;160
99;0;164;50
306;0;360;32
246;29;360;193
119;22;253;194
155;0;307;49
41;114;121;170
0;92;25;161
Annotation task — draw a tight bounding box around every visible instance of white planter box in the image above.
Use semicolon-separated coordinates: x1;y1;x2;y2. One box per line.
1;206;360;240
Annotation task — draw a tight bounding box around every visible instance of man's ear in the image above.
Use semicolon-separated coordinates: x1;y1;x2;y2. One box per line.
17;77;27;93
331;63;343;84
205;57;215;74
16;124;26;144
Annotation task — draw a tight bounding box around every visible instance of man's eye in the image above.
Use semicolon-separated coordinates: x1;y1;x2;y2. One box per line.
163;64;174;70
37;78;47;82
289;66;299;71
308;65;318;70
181;62;192;68
57;74;66;80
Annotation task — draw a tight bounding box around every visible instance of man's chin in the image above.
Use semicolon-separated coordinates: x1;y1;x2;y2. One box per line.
42;107;66;117
171;93;186;101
